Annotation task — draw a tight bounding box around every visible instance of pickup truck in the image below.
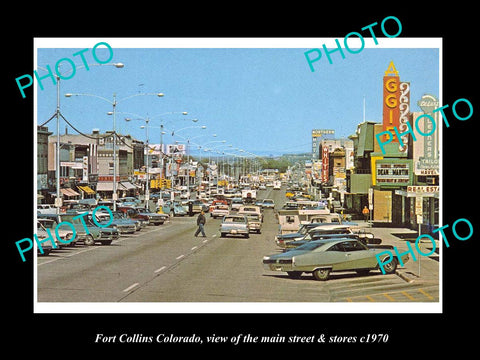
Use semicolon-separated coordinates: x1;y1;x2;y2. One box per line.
238;205;263;222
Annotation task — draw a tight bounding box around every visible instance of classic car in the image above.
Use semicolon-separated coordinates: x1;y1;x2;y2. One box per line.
61;214;118;246
276;224;353;248
275;222;327;246
220;214;250;238
211;204;230;219
37;216;77;246
190;199;209;214
263;238;407;281
97;211;137;234
135;207;168;225
238;205;263;222
245;213;261;233
37;204;57;214
36;220;54;256
117;206;149;228
209;199;228;213
230;198;244;211
283;233;359;250
171;201;188;216
261;199;275;209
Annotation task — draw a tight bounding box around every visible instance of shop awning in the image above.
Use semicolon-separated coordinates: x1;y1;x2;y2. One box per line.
119;182;136;190
60;188;80;197
77;185;95;195
96;182;114;191
96;182;136;192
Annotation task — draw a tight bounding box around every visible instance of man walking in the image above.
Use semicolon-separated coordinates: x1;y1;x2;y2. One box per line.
194;210;206;237
362;206;370;222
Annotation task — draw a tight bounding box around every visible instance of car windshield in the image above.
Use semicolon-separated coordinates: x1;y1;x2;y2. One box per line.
38;220;54;229
112;212;126;219
224;217;245;223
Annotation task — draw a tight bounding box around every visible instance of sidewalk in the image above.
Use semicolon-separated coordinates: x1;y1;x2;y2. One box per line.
355;221;440;284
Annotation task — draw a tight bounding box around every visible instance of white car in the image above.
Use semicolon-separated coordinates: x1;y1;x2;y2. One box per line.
211;204;230;219
262;199;275;209
37;204;57;214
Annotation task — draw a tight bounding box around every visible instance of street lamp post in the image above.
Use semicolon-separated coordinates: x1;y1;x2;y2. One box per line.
65;91;164;211
37;62;123;214
169;125;206;198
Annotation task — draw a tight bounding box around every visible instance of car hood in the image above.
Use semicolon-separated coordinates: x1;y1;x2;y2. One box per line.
276;232;302;240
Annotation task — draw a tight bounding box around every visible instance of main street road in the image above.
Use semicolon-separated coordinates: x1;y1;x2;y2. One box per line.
37;188;438;305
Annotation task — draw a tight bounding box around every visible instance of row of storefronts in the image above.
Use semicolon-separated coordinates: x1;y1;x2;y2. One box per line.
310;61;439;232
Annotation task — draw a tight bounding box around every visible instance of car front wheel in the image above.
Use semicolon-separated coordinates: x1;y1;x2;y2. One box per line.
382;257;398;274
84;235;95;246
312;268;331;281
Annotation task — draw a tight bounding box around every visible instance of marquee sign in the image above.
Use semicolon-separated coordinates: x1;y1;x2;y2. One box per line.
375;159;413;186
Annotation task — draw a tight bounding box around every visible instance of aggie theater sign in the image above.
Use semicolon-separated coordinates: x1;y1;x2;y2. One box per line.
382;61;410;153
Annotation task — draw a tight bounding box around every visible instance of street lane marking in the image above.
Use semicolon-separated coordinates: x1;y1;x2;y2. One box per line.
191;246;198;251
202;239;208;243
366;295;375;302
123;283;139;292
176;254;185;260
154;266;166;273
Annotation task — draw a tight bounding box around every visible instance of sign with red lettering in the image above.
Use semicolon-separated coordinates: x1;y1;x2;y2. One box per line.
321;145;329;183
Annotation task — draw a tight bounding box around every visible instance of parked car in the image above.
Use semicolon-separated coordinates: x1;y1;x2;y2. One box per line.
36;220;54;256
275;224;353;248
61;214;118;246
263;238;407;281
245;213;261;233
37;204;57;214
211;204;230;219
118;197;141;207
220;214;250;238
279;224;354;249
283;233;359;250
135;207;168;225
37;215;77;246
98;211;137;234
117;206;149;228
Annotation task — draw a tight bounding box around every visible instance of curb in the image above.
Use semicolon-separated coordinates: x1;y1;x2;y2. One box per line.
396;269;416;283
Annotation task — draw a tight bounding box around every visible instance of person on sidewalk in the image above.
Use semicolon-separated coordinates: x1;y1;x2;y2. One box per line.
194;210;206;237
362;206;370;222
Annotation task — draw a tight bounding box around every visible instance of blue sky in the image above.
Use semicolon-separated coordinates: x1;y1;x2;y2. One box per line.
36;39;440;157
